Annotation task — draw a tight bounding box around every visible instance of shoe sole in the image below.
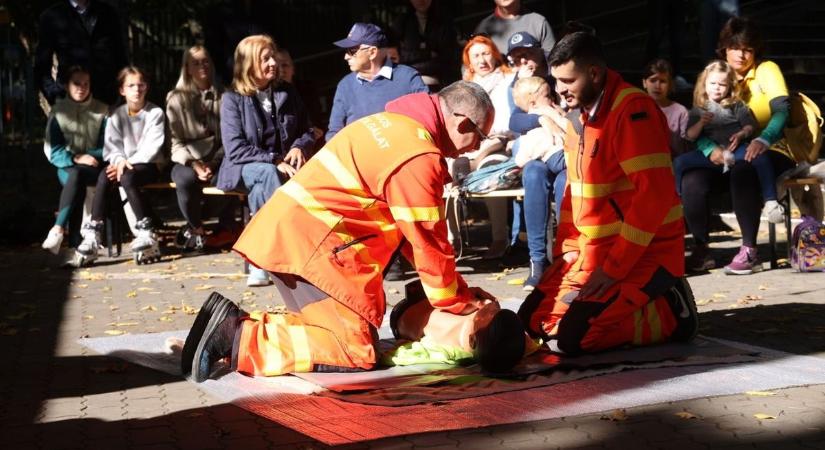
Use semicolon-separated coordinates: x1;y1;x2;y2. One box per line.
181;292;227;376
191;300;236;382
723;264;764;275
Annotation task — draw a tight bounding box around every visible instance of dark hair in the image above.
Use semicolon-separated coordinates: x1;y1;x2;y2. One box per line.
63;65;90;83
548;31;606;69
560;20;596;39
116;65;150;88
643;58;674;80
473;309;526;374
717;17;765;60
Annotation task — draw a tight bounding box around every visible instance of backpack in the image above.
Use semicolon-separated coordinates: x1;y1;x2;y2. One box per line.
460;158;522;194
790;215;825;272
784;92;824;164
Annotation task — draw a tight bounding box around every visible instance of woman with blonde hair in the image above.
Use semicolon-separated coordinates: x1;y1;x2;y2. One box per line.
217;34;315;286
166;45;225;252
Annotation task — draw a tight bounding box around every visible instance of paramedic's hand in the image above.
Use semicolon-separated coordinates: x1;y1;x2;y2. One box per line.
578;267;616;301
469;286;497;302
709;147;726;165
284;147;306;170
73;154;99;167
276;161;297;178
562;251;579;264
744;139;768;162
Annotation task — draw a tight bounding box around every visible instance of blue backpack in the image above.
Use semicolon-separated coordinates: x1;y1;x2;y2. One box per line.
460;159;522;194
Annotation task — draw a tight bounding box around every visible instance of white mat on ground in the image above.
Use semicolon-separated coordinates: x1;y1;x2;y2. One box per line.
80;328;825;446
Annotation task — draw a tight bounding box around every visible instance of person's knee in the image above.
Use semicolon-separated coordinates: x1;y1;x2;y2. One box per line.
556;300;609;355
119;169;136;188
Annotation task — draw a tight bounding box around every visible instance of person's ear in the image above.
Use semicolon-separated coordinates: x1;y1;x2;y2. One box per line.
590;65;605;85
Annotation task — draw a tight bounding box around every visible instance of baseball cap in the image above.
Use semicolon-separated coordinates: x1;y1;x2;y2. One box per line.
334;23;388;48
507;31;541;55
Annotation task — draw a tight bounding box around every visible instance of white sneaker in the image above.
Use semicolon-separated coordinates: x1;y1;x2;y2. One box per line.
763;200;785;224
42;228;64;255
246;267;273;287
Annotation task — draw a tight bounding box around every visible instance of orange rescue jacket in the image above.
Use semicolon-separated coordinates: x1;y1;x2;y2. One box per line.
234;94;474;327
556;69;685;280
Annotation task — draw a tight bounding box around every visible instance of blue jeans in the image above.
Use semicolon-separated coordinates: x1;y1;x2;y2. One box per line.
674;143;777;200
240;162;282;215
522;152;567;262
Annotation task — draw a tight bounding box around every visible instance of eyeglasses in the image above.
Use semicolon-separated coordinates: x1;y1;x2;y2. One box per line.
453;112;489;141
345;46;372;56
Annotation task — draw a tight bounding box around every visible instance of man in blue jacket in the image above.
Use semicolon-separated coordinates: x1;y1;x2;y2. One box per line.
325;22;429;141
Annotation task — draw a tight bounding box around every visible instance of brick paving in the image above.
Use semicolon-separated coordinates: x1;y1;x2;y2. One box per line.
2;228;825;449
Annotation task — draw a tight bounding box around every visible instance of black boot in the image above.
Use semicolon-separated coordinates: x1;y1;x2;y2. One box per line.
191;299;243;382
181;291;228;376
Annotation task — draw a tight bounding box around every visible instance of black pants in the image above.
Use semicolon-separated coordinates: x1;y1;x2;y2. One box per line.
681;152;794;247
91;163;159;222
55;164;101;228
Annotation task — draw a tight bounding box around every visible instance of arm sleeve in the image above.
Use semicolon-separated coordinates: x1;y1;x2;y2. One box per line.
757;97;789;145
602;98;678;280
167;95;199;165
220;94;276;164
385;153;475;314
127;108;166;164
754;61;790;145
552;121;580;257
509;110;542;134
103;114;127;166
325;82;347;142
678;107;688;138
47;117;74;169
409;71;430;94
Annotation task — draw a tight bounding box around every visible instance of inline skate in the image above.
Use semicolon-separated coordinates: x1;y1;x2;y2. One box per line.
132;217;161;264
74;221;103;267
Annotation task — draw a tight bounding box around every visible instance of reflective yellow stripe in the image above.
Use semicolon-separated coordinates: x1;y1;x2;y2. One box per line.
647;303;662;343
390;205;443;222
570;179;634;198
262;316;283;374
288;325;312;372
619;153;672;175
417;128;433;142
633;309;643;345
611;87;646;111
578;221;622;239
422;278;458;301
663;204;683;224
281;182;342;230
314;149;371;205
620;223;655;246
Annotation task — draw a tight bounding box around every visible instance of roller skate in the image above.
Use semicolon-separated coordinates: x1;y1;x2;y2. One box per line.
132;217;161;265
74;221;103;267
175;226;205;253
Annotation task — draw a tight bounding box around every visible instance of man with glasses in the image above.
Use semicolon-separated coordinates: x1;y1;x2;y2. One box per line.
326;22;429;142
182;81;530;381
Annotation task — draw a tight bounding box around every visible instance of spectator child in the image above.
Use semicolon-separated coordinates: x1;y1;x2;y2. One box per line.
674;60;782;222
511;76;565;171
75;66;165;266
166;45;224;252
642;59;689;157
41;66;108;255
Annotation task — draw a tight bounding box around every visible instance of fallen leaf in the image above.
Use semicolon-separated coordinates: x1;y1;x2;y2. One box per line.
695;298;714;306
194;284;215;291
126;291;137;298
182;305;197;315
600;409;628;421
675;411;699;419
128;268;142;273
109;305;119;311
104;330;125;335
507;278;526;286
71;295;82;299
745;391;777;397
112;322;139;327
76;284;88;289
486;275;504;281
753;413;776;420
758;285;769;290
159;316;173;322
137;287;152;291
83;315;95;320
712;293;727;299
101;286;112;292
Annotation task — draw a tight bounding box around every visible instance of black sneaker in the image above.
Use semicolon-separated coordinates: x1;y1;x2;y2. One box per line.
181;292;227;376
523;259;548;292
686;244;714;272
665;277;699;343
192;300;243;382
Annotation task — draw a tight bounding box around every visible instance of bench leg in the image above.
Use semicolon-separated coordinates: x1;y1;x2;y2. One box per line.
768;222;777;269
784;187;793;264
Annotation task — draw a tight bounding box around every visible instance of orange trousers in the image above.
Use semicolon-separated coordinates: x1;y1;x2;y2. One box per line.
235;276;377;377
517;257;679;355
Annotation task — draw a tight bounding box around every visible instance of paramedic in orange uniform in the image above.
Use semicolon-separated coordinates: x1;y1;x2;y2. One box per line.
516;31;699;355
182;81;526;382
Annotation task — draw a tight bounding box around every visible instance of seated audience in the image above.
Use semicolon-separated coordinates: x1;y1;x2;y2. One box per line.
41;66;108;255
217;35;315;286
77;66;165;266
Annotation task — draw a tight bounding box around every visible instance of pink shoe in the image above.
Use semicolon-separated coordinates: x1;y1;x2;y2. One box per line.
723;245;763;275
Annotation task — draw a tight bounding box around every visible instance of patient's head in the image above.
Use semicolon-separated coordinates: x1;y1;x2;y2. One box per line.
471;307;526;374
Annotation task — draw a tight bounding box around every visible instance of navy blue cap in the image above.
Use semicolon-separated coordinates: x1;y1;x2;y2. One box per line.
334;23;388;48
507;31;541;55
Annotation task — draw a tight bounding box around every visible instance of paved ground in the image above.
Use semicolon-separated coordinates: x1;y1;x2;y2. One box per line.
1;225;825;450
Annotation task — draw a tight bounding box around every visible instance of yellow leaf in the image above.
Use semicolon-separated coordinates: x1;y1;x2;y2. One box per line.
83;315;95;320
140;305;157;312
745;391;777;397
104;330;125;335
753;413;775;420
102;286;112;292
712;293;727;298
695;298;714;306
109;305;119;311
126;291;137;298
137;287;152;291
194;284;215;291
758;285;769;290
76;284;88;288
675;411;699;419
486;275;504;281
241;291;255;297
159;316;173;322
128;268;142;273
182;305;197;315
507;278;526;286
71;295;82;299
113;322;139;327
